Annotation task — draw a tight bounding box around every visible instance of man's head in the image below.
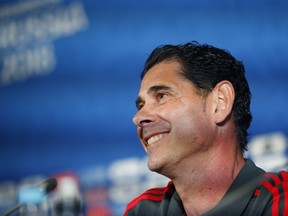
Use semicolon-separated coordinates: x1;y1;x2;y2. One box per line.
140;41;252;153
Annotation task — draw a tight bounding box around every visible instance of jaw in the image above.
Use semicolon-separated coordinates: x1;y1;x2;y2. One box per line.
142;133;171;173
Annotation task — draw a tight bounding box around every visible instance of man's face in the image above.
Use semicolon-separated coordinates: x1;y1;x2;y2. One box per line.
133;61;215;176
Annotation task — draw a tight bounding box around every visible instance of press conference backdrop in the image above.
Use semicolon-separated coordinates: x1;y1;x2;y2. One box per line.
0;0;287;215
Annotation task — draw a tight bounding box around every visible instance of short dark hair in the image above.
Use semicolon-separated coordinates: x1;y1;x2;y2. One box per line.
141;41;252;152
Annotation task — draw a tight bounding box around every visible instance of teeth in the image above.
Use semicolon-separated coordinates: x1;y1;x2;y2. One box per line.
147;134;164;145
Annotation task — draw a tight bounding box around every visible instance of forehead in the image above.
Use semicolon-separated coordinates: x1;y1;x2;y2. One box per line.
140;61;185;89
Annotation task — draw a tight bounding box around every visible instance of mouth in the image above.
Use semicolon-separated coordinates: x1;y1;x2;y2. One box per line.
144;133;168;146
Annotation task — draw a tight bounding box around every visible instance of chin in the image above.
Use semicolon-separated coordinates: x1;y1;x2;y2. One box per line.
147;159;165;174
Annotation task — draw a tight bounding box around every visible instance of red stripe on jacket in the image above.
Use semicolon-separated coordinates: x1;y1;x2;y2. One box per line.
124;181;174;215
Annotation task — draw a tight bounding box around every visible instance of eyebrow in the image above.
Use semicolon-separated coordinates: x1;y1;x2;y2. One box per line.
148;85;172;94
135;85;173;109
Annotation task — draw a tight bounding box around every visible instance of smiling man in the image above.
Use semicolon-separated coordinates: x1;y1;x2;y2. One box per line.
124;42;288;216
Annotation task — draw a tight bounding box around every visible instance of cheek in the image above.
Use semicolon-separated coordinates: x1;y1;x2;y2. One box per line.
173;115;214;155
170;104;212;138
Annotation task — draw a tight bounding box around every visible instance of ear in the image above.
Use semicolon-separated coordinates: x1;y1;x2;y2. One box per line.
211;80;235;125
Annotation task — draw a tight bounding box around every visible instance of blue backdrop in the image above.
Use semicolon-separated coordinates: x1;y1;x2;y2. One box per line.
0;0;288;181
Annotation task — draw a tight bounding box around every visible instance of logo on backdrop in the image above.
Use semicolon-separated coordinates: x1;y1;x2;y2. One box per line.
0;0;89;86
247;132;288;171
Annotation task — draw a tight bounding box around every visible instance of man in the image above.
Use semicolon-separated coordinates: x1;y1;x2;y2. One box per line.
124;41;288;215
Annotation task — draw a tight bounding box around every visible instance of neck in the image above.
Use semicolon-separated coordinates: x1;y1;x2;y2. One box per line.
170;142;245;216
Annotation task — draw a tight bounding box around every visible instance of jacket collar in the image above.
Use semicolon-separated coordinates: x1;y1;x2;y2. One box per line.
203;159;265;216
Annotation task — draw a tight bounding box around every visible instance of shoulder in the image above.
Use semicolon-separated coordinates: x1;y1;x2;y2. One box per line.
257;171;288;194
250;171;288;214
124;181;175;216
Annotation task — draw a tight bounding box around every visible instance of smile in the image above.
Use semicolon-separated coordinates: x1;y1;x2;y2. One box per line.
147;134;166;145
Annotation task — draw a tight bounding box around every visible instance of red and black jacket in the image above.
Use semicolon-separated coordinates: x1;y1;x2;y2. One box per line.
124;160;288;216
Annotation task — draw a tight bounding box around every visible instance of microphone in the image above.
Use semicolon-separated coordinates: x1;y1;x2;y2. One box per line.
38;177;58;194
1;177;58;216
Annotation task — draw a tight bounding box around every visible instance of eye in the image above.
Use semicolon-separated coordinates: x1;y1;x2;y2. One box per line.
136;102;144;110
156;92;167;101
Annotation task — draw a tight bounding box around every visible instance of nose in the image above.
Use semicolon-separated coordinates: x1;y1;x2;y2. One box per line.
133;107;156;127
